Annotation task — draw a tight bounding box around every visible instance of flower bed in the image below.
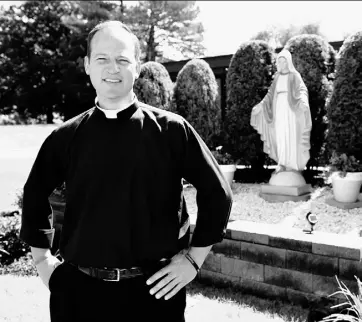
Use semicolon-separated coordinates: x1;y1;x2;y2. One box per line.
183;183;362;235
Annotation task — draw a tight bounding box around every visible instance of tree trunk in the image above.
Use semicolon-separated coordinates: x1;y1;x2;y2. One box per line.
120;0;124;15
145;24;156;62
46;107;53;124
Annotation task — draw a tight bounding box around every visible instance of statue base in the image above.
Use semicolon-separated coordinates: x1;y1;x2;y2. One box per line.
260;170;311;203
325;197;362;210
259;191;311;203
261;184;311;196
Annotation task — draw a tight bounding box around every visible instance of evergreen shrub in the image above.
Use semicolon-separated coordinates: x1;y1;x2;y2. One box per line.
326;31;362;162
134;62;174;110
173;58;221;149
284;34;336;168
224;40;275;167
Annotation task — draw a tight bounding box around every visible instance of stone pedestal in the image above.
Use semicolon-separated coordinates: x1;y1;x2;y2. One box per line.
325;197;362;210
260;170;311;203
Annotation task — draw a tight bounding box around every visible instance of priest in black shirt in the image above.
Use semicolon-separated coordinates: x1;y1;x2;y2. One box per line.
20;20;232;322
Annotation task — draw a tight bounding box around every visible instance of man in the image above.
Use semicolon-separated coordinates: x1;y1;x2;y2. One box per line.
20;20;232;322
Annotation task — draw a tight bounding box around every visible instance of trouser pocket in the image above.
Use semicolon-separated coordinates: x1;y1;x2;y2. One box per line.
48;262;65;292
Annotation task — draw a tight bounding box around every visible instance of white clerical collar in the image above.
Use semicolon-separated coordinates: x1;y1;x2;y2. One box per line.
95;96;136;119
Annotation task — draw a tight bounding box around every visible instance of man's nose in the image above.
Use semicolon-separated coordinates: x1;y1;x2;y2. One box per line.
107;60;120;73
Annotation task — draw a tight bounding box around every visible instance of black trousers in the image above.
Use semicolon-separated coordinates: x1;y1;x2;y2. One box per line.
49;262;186;322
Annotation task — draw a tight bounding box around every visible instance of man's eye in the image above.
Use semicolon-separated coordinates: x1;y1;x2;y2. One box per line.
97;58;106;61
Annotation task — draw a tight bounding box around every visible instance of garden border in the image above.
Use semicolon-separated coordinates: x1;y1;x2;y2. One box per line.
191;218;362;307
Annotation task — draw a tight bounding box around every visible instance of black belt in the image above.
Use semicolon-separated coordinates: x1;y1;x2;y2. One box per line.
68;259;170;282
69;262;143;282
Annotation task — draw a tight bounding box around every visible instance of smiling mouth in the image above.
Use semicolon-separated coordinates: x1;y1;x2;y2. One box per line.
103;79;122;83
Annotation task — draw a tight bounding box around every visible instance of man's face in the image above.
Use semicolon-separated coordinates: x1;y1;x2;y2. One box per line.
277;57;288;73
84;27;140;101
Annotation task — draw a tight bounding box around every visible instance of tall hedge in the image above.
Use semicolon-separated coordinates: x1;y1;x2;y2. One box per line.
326;31;362;162
284;34;336;168
224;40;275;168
133;62;173;110
173;58;221;149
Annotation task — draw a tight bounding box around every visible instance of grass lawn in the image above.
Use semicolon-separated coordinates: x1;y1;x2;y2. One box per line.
0;125;58;211
184;183;362;235
0;274;308;322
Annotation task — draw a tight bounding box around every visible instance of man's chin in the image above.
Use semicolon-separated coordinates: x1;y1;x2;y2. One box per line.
98;92;130;101
98;88;124;96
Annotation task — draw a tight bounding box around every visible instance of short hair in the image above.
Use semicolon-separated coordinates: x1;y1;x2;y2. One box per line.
87;20;141;61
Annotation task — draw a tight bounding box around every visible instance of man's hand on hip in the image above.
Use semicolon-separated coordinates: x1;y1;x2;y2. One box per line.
36;255;62;289
31;247;62;290
146;253;197;300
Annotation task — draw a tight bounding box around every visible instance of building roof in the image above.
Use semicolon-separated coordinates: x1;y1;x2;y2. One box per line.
162;40;343;78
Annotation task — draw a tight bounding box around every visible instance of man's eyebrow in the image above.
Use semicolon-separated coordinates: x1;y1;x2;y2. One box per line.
93;53;130;59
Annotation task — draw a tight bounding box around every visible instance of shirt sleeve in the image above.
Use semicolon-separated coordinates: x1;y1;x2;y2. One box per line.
19;130;66;248
179;119;233;247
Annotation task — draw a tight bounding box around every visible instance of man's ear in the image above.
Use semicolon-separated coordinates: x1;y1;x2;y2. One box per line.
135;61;141;80
84;56;90;75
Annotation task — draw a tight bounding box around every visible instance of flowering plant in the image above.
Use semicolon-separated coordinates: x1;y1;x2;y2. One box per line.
326;151;362;181
211;146;235;165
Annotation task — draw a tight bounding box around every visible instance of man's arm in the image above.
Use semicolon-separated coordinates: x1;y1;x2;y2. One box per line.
181;119;233;250
186;245;213;270
146;118;232;299
20;130;65;287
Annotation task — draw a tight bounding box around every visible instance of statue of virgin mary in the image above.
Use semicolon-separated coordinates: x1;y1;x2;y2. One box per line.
250;49;312;174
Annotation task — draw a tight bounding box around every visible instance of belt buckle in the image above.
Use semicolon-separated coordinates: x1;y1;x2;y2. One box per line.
104;268;125;282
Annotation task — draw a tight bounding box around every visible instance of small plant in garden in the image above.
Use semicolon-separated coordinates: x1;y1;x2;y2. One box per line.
211;146;235;165
322;276;362;322
0;215;30;266
326;151;362;181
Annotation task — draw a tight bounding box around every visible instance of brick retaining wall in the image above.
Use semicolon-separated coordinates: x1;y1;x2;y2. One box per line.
191;220;362;307
50;198;362;307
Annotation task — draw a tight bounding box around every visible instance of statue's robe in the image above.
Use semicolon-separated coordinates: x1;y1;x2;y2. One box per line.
250;71;312;171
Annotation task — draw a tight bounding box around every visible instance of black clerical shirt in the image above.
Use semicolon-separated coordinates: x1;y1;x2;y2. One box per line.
20;99;233;268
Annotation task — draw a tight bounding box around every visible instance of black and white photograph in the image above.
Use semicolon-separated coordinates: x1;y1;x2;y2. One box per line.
1;1;362;321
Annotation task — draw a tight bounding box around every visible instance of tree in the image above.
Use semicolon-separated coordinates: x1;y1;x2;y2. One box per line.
0;1;117;122
134;61;173;110
299;23;322;35
251;22;325;48
284;35;336;168
326;31;362;162
53;1;120;120
251;25;281;48
224;41;275;169
173;58;221;149
0;1;206;123
120;1;205;62
0;1;76;123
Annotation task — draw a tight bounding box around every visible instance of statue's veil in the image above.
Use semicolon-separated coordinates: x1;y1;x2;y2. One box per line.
277;49;297;73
